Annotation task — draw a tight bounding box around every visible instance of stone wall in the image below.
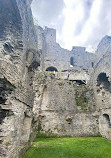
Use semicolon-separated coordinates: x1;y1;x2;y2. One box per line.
0;0;23;66
33;72;99;137
70;47;95;73
90;43;111;140
32;32;111;140
1;0;111;157
0;0;40;157
37;26;95;75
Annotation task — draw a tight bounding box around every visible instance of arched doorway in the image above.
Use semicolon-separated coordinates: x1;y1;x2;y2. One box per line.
99;114;111;139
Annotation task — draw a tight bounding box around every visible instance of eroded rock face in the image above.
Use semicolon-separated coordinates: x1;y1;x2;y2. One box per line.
0;0;40;157
0;78;14;124
0;59;37;158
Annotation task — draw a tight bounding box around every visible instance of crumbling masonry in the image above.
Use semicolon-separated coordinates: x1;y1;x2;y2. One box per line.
0;0;111;158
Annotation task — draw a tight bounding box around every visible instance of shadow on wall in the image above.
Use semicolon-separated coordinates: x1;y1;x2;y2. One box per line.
0;78;14;124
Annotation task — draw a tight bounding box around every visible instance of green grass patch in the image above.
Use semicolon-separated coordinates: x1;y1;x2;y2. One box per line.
24;137;111;158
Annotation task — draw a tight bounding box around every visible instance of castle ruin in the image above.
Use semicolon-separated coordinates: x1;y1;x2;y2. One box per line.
0;0;111;158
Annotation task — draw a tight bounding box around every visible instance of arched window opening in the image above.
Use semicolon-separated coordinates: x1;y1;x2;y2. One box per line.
103;114;111;127
46;66;58;72
97;73;110;92
70;57;74;66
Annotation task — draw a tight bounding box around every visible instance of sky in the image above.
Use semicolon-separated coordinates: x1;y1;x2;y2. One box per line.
31;0;111;52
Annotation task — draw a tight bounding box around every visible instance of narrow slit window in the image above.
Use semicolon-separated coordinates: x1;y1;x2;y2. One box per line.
70;57;74;66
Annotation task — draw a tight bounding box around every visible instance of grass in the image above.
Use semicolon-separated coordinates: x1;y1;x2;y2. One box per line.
24;137;111;158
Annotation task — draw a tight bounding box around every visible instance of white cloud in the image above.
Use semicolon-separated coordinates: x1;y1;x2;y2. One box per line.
31;0;111;52
31;0;65;28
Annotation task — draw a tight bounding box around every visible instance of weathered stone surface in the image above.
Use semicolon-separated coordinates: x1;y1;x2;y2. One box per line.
32;32;111;141
90;38;111;140
33;72;98;137
0;0;40;158
36;27;95;76
1;0;111;157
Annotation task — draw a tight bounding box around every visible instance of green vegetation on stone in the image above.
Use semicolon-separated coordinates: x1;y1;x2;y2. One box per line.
37;130;57;138
24;137;111;158
75;85;88;110
37;123;57;138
